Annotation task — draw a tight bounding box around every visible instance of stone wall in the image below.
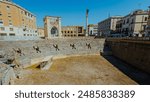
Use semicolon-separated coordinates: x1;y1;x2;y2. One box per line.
106;39;150;74
0;62;16;85
0;37;105;68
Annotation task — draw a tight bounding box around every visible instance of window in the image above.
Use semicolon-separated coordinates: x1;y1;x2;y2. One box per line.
25;12;27;16
0;12;2;16
130;27;133;31
9;20;12;25
143;25;146;30
9;33;15;36
6;6;10;10
145;17;148;21
9;28;13;31
126;19;129;23
0;27;5;31
0;33;7;36
131;19;134;24
0;20;3;25
78;27;83;33
24;34;26;36
123;20;125;24
8;15;11;18
21;11;24;14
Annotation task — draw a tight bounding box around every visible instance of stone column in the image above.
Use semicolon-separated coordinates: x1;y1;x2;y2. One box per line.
59;17;62;37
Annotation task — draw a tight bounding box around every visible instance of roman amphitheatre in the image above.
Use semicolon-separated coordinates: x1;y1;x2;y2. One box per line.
0;37;138;85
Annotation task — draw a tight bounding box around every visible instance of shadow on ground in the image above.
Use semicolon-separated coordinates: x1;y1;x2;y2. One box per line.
103;55;150;85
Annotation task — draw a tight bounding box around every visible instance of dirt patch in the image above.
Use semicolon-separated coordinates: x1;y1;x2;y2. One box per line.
14;55;137;85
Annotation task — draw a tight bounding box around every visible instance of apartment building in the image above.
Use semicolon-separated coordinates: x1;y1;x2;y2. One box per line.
61;26;84;37
0;0;38;40
122;10;148;37
98;16;122;37
88;24;98;36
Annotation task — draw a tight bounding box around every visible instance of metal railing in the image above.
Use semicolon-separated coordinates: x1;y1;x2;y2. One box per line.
106;37;150;41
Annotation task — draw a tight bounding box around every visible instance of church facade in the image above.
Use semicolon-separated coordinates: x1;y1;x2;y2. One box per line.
44;16;62;38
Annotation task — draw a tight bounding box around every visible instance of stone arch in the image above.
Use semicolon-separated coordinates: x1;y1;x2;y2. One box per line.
51;26;58;37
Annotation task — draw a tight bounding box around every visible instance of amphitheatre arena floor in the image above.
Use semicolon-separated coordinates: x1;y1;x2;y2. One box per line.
14;55;137;85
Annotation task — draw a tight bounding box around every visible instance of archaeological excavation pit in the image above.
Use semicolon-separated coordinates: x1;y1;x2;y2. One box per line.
14;55;137;85
2;38;150;85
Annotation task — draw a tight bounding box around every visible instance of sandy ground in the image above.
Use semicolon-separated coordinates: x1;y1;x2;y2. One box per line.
15;55;137;85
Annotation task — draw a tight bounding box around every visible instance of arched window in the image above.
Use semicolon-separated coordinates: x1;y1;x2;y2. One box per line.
51;26;58;37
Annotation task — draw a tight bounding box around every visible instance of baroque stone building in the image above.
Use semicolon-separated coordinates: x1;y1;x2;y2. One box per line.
121;10;148;37
44;16;62;38
98;16;122;37
146;6;150;36
0;0;38;40
88;24;98;36
61;26;84;37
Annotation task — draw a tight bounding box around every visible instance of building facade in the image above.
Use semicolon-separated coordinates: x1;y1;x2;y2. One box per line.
37;27;45;38
122;10;148;37
88;24;98;36
98;16;122;37
61;26;84;37
146;6;150;36
44;16;61;38
116;20;123;34
0;0;38;40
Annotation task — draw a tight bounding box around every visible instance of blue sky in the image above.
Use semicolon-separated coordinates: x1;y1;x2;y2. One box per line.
13;0;149;28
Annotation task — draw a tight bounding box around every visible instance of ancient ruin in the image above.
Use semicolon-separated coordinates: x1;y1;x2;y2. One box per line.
0;37;105;84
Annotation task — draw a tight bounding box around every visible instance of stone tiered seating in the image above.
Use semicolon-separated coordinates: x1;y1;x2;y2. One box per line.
0;37;105;68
